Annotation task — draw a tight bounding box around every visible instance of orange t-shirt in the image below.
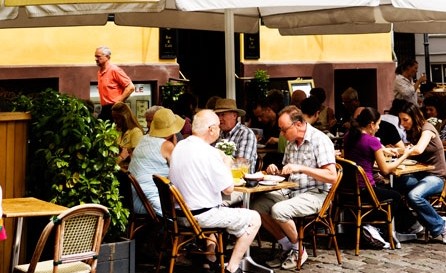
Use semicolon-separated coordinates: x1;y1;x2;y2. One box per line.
97;63;132;106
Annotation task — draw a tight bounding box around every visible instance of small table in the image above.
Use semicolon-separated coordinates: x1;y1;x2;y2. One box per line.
390;163;435;187
2;197;67;273
234;181;298;273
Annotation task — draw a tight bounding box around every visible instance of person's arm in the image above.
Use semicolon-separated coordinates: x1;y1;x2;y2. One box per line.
375;146;411;175
222;185;234;195
161;139;176;164
414;73;427;91
409;130;435;156
281;163;338;184
116;82;135;103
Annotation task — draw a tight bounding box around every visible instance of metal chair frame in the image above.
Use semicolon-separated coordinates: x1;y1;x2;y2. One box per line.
122;170;159;240
292;163;343;270
153;174;225;273
334;157;395;256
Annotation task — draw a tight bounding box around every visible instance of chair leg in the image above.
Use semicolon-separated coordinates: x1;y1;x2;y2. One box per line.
311;226;317;258
386;205;395;250
355;212;361;256
217;231;226;273
169;236;180;273
156;231;168;273
328;218;342;265
295;219;305;271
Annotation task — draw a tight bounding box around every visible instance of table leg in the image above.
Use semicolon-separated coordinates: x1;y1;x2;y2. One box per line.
240;192;274;273
11;217;23;273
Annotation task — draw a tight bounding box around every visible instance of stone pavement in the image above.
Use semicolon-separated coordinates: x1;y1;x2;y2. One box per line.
135;233;446;273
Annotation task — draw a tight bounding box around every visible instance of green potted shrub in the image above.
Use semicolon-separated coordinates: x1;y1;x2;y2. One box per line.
11;89;133;273
253;69;270;98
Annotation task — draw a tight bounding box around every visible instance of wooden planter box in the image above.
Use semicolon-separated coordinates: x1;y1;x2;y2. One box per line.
0;112;31;273
97;238;135;273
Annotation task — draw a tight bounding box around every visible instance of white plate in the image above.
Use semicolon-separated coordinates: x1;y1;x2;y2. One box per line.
259;181;278;186
263;175;286;182
402;159;417;166
257;144;266;149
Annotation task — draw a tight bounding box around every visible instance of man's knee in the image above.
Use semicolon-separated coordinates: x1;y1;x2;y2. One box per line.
271;203;291;222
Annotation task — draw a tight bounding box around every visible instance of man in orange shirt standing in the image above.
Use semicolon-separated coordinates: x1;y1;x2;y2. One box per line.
95;46;135;121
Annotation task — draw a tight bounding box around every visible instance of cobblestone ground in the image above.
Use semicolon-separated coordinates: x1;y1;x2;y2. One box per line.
136;234;446;273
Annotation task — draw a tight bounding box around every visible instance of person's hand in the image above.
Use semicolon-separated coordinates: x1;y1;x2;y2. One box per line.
119;148;130;161
402;146;413;158
266;164;279;174
382;147;398;158
265;137;279;145
419;73;427;83
282;163;300;175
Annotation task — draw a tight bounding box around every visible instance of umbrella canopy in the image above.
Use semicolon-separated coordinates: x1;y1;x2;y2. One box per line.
114;0;258;33
272;5;446;35
0;1;165;28
174;0;446;99
0;0;259;32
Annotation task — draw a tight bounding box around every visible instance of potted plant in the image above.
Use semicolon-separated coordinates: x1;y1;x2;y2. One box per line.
9;89;133;273
159;81;186;108
253;69;270;98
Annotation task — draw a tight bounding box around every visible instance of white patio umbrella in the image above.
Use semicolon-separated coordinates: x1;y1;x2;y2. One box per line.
0;0;258;32
272;5;446;35
174;0;446;99
0;1;165;28
114;0;258;33
175;0;380;99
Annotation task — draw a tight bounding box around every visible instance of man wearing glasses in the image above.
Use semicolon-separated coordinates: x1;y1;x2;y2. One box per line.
251;105;337;270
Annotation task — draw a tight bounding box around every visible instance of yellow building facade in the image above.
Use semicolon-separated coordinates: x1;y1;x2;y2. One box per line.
0;23;395;112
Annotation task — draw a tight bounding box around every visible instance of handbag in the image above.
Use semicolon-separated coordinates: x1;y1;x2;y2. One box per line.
0;219;7;241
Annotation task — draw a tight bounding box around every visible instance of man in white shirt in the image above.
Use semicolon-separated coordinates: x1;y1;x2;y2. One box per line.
169;109;261;273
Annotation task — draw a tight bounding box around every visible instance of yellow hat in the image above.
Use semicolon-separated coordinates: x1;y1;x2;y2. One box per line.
149;108;185;137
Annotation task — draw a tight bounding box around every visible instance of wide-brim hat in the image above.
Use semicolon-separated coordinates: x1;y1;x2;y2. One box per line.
213;98;246;117
149;108;185;138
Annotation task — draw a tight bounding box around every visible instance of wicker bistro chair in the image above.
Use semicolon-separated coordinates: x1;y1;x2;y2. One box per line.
291;163;343;270
14;204;110;273
120;170;160;240
153;174;225;273
334;158;395;256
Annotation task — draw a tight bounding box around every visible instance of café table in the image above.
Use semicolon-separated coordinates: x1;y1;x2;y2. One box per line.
234;181;298;273
2;197;67;273
389;162;435;187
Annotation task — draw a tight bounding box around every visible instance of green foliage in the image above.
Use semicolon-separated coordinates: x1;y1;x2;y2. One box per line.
254;69;269;83
252;69;270;99
160;82;186;109
20;89;129;241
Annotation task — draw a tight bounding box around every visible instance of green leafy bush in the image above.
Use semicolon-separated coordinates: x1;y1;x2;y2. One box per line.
14;89;129;241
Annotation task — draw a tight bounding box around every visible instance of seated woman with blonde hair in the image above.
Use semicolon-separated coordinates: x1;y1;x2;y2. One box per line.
128;108;185;216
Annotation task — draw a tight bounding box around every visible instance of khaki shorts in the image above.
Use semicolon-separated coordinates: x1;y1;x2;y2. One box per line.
195;206;258;238
252;189;327;222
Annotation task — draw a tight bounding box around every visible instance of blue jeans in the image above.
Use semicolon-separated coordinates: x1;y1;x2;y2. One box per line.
395;173;445;237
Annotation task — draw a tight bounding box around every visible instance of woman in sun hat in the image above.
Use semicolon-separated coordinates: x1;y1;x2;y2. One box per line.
128;108;185;216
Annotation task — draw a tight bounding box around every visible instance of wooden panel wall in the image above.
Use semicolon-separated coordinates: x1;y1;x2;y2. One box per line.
0;112;31;273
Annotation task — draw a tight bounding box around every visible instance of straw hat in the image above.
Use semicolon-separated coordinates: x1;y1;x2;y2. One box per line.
149;108;185;137
213;98;246;116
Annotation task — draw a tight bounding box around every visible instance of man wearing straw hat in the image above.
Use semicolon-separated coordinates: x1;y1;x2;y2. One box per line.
213;98;257;173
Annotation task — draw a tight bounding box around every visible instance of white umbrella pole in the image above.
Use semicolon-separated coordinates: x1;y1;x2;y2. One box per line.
225;9;236;100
